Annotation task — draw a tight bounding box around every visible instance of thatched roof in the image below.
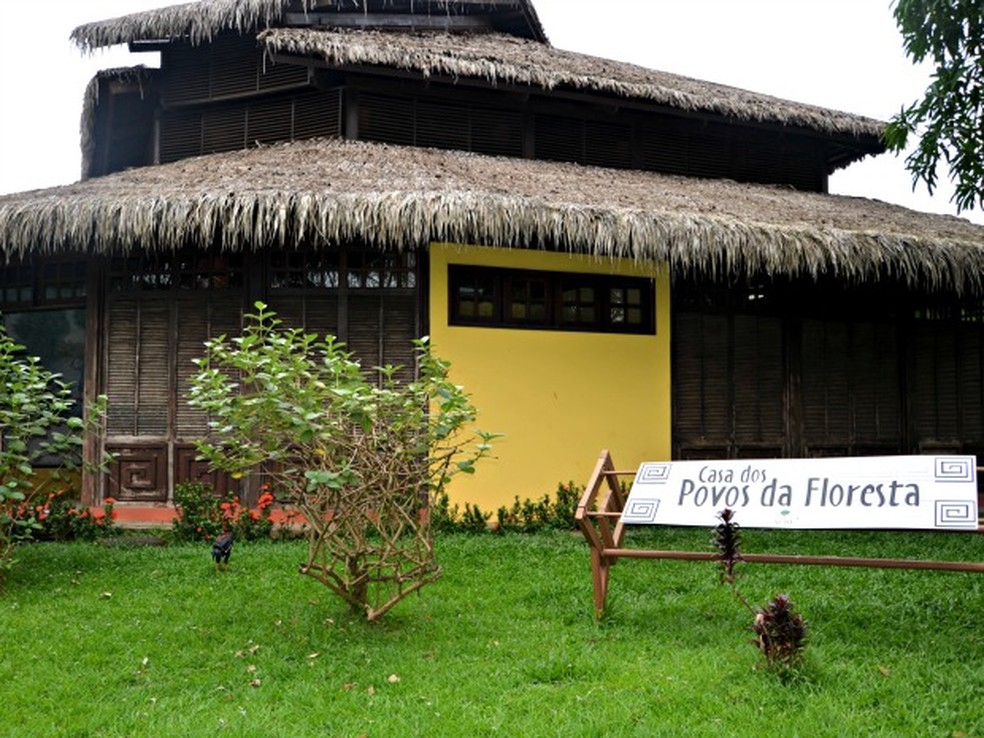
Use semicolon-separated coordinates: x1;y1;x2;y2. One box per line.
70;0;547;50
72;0;293;51
261;28;885;142
2;138;981;293
71;1;879;144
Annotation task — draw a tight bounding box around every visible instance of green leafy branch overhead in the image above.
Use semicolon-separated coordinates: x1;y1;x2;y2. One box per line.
885;0;983;213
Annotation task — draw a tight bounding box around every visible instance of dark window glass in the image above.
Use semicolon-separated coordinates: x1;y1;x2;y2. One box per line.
1;258;86;307
449;265;654;335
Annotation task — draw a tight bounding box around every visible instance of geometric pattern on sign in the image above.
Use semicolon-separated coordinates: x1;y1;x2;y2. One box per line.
934;457;975;483
637;463;671;484
625;499;660;524
934;500;977;528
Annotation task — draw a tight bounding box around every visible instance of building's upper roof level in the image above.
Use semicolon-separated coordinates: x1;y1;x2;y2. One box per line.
71;0;548;49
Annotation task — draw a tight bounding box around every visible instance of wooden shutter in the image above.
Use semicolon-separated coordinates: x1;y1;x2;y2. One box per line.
174;294;243;439
348;293;417;384
104;295;171;502
911;322;960;449
359;93;415;145
851;321;901;452
957;327;984;445
470;107;523;158
293;88;343;140
105;296;171;438
382;294;418;380
348;294;384;376
673;312;783;459
583;119;632;170
801;319;901;456
416;100;471;152
534;114;584;164
801;319;851;455
268;295;339;337
732;314;784;456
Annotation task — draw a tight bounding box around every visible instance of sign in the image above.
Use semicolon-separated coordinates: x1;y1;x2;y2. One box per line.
622;456;979;530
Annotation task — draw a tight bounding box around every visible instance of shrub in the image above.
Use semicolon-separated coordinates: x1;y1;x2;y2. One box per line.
172;481;274;543
0;320;108;584
432;482;584;535
187;302;497;620
32;489;119;541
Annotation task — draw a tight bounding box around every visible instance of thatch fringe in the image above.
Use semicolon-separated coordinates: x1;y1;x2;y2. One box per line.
260;28;885;140
1;138;981;294
70;0;545;51
71;0;295;51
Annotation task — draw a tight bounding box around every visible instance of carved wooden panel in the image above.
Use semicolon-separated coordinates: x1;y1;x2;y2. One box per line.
106;445;168;502
174;445;240;498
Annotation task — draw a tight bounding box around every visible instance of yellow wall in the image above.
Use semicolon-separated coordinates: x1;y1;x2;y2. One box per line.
429;243;671;510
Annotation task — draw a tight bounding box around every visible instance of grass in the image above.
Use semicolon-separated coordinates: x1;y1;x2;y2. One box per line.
1;527;983;737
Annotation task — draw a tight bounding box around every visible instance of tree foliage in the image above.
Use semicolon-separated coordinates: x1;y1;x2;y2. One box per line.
884;0;984;213
188;302;496;620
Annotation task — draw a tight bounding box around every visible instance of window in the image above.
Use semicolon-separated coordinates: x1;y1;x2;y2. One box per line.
110;250;243;292
1;256;87;308
269;251;416;292
449;265;655;334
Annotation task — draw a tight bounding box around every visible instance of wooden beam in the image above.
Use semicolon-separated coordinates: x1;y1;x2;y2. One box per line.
601;549;984;573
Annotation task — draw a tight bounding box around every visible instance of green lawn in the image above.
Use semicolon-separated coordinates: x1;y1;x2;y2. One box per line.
1;528;982;737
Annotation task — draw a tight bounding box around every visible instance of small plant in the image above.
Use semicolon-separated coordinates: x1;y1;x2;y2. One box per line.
460;502;492;533
172;481;274;543
712;508;744;587
752;593;808;676
712;509;808;677
32;489;119;541
430;491;460;534
495;495;548;533
549;481;581;530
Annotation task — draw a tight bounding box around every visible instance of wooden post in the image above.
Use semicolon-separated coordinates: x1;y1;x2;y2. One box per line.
576;450;634;619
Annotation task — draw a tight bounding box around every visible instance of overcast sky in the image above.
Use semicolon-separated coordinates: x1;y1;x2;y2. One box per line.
1;0;980;224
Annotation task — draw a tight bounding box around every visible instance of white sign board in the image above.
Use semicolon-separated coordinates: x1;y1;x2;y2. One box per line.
622;456;979;530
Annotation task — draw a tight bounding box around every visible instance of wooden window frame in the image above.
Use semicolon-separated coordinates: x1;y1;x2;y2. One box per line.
0;255;88;309
449;264;655;335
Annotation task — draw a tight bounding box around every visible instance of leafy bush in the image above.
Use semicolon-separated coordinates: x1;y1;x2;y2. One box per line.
187;302;496;620
171;481;274;542
0;320;108;583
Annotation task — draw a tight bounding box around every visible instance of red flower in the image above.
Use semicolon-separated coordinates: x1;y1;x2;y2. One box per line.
103;497;117;506
93;509;106;520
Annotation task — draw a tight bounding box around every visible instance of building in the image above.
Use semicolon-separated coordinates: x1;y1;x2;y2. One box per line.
2;0;983;512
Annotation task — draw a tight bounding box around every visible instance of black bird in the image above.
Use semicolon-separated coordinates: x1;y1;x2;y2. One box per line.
212;529;234;571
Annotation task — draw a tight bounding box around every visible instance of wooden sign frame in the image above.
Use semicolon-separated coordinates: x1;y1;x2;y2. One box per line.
575;450;984;620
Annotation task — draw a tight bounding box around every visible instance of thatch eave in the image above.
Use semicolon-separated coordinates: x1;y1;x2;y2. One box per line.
71;0;294;51
70;0;547;51
1;139;981;295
